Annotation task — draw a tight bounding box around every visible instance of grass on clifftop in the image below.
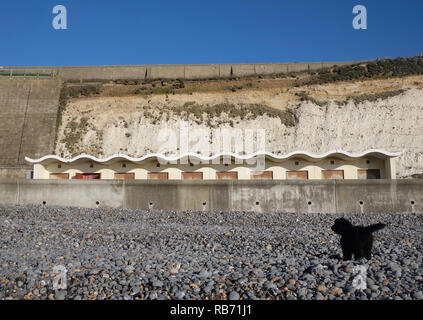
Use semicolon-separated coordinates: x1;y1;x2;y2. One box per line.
295;89;406;107
302;56;423;86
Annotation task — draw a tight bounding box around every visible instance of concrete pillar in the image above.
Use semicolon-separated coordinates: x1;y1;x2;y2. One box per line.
385;158;397;180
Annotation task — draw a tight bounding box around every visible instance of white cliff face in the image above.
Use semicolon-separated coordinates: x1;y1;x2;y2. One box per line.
55;88;423;178
291;89;423;177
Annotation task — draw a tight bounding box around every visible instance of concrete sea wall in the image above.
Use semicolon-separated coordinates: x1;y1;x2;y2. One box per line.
4;61;362;81
0;179;421;213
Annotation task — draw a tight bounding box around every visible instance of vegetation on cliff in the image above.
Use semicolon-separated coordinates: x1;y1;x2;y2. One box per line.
303;56;423;85
170;102;297;128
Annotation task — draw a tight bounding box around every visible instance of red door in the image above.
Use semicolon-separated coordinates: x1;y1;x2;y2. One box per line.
50;173;69;180
114;173;135;180
148;172;169;180
182;172;203;180
251;171;273;180
358;169;381;179
322;170;344;180
75;173;101;180
216;172;238;180
286;171;309;180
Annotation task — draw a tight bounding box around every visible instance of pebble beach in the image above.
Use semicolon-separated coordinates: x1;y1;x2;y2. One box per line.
0;204;422;300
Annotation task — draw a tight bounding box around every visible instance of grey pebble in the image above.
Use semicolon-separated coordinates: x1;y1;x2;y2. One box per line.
54;290;66;300
148;292;158;300
315;292;324;300
174;291;185;299
228;291;240;300
152;280;164;287
413;291;423;300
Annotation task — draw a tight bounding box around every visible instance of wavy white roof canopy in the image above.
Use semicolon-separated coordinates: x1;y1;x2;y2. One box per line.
25;149;404;165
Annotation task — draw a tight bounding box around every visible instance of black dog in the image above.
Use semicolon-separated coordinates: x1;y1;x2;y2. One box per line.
331;218;386;260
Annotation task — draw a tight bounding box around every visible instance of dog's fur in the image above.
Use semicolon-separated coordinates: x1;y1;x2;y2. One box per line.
331;218;386;260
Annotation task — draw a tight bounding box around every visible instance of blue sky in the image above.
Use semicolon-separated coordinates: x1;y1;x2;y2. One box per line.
1;0;422;66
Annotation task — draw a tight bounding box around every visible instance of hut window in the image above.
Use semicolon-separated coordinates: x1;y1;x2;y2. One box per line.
90;163;94;168
330;160;335;165
295;161;299;166
58;164;61;168
122;163;126;168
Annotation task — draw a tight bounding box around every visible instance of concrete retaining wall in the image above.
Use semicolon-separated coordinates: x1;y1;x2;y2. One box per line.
0;79;61;165
4;61;363;81
0;179;421;213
